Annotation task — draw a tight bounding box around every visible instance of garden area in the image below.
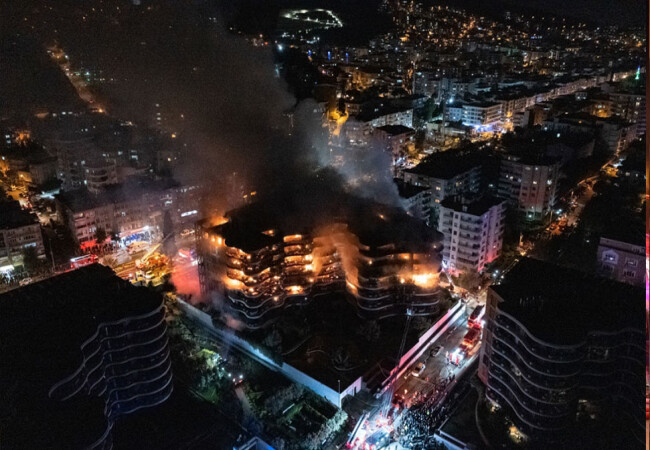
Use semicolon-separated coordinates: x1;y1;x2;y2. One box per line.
166;297;349;449
242;372;348;450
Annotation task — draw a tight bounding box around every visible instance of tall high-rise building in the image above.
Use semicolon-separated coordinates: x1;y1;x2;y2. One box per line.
0;264;172;449
438;196;506;275
478;258;645;447
498;154;560;220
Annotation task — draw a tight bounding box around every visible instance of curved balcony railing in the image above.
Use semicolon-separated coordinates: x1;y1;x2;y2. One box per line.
495;313;584;360
491;344;579;391
486;378;570;431
493;328;583;376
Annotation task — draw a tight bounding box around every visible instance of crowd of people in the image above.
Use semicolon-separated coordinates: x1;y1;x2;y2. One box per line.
394;373;469;448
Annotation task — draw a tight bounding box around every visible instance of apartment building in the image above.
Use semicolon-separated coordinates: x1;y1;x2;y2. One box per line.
498;154;560;220
402;152;482;222
438;196;506;274
0;200;45;269
461;102;503;130
597;236;645;287
56;178;201;247
0;265;172;449
478;258;645;446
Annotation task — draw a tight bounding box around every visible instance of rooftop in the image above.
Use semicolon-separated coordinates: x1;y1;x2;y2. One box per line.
491;258;644;345
0;200;39;229
242;293;441;391
56;177;181;212
0;264;162;448
440;195;505;216
406;147;483;180
204;182;439;252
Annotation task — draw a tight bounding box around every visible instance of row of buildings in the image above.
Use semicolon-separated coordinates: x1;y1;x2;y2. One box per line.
55;178;201;249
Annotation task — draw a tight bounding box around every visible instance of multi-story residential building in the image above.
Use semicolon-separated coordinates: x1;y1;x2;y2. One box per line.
461;102;503;131
413;70;438;97
197;201;443;328
356;105;414;130
444;103;464;122
609;90;645;137
402;151;482;221
396;179;433;224
438;196;506;275
498;154;560;220
544;114;637;155
84;157;118;194
373;125;415;166
0;200;45;269
0;264;172;449
478;258;645;447
597;236;645;287
56;178;201;248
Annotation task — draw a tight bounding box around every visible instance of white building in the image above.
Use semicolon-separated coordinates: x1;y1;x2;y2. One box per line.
396;180;433;225
438;196;506;275
402;156;481;222
461;102;503;131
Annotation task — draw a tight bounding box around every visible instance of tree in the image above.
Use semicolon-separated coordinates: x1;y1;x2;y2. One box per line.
94;227;107;245
21;246;41;274
412;316;433;333
456;270;481;291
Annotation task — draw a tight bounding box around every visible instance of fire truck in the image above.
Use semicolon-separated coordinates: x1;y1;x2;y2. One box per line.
468;304;485;329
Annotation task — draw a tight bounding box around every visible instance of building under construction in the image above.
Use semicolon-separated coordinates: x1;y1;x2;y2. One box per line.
197;196;444;328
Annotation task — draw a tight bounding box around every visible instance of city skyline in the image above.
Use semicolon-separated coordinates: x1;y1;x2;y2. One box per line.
0;1;646;449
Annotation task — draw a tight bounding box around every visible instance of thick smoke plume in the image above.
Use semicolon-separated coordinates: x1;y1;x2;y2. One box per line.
80;3;401;214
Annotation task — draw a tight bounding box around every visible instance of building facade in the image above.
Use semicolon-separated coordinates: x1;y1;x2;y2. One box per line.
0;265;172;449
478;258;645;447
596;237;645;287
0;200;45;269
438;196;506;275
56;179;201;247
197;204;443;328
498;155;559;220
402;160;482;218
462;102;503;130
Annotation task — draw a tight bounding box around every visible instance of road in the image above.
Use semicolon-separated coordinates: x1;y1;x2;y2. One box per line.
348;306;481;449
392;312;474;408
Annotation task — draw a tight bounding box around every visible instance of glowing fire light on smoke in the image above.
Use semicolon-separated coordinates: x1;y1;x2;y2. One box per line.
209;216;229;227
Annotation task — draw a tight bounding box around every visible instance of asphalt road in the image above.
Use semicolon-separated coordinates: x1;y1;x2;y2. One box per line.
393;310;476;407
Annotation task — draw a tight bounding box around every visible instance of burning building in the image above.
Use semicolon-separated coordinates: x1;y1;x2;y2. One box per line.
197;192;444;328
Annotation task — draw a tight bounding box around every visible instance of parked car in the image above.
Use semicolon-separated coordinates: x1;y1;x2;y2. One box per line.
19;277;33;286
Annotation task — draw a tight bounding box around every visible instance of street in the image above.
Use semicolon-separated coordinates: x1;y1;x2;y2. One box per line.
348;305;482;449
